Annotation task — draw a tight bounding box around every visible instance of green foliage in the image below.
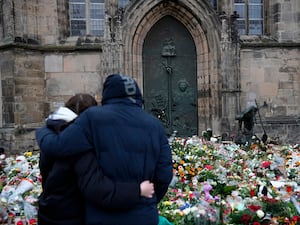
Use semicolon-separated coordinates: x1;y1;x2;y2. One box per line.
211;183;238;198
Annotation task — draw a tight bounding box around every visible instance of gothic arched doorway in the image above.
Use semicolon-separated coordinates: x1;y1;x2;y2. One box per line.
143;16;198;137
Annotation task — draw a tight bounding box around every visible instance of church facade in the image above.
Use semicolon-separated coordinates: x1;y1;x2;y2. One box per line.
0;0;299;153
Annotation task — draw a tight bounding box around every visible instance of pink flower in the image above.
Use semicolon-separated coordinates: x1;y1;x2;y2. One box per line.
261;161;271;168
204;165;213;170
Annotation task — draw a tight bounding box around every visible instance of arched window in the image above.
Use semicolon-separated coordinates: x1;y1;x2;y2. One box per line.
234;0;263;35
69;0;105;36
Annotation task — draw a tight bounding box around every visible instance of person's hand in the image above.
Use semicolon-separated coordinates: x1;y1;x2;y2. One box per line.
140;180;154;198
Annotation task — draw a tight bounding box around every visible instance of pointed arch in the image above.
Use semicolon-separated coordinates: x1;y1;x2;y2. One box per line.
122;0;222;133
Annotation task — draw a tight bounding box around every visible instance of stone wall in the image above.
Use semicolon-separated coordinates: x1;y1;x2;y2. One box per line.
0;48;45;153
269;0;300;42
0;48;104;153
240;45;300;143
45;52;103;111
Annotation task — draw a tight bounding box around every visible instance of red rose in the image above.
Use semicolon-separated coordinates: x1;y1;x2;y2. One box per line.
241;214;252;224
16;220;24;225
286;185;292;193
261;161;271;168
29;218;37;225
292;215;300;221
247;204;261;212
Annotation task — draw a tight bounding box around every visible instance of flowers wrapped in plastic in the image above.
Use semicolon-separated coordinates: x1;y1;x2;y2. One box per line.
0;151;40;224
193;199;220;225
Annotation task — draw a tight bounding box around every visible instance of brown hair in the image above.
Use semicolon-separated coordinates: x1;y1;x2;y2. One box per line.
65;93;98;115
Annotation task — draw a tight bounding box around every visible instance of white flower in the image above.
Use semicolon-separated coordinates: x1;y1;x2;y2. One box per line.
256;209;265;218
190;206;198;213
182;207;191;214
249;172;256;177
231;191;239;197
210;180;217;186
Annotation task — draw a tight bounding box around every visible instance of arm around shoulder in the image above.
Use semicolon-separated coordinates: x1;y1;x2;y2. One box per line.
36;122;93;157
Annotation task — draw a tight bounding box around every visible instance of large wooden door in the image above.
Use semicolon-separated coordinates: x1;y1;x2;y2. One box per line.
143;16;198;137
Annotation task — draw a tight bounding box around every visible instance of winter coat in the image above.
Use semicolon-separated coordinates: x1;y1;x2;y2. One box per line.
36;74;173;225
38;107;141;225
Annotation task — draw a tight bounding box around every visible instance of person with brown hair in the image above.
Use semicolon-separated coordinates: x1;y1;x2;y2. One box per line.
38;93;154;225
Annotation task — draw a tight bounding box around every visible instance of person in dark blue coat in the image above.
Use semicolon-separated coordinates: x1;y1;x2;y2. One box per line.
36;74;173;225
38;93;155;225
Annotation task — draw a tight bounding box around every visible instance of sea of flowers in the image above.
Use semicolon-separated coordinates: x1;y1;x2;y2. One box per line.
158;135;300;225
0;135;299;225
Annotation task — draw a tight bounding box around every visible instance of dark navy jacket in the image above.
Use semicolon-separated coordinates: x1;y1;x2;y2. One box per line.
38;109;141;225
36;74;173;225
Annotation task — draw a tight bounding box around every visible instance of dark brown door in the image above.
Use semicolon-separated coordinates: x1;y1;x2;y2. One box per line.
143;16;198;137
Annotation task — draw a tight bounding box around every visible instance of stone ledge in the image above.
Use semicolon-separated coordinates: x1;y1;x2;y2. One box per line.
263;116;300;124
0;42;103;52
241;42;300;48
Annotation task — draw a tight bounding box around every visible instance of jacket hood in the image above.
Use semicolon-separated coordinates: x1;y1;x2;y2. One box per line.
101;74;143;106
47;106;78;122
46;106;78;132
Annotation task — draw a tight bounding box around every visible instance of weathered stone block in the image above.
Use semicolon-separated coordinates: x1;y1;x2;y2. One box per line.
45;55;63;72
63;54;101;72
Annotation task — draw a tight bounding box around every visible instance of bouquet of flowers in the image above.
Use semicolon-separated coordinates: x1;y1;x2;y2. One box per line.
0;151;40;224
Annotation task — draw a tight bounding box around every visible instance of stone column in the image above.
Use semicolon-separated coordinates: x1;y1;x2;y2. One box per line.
101;3;124;77
220;12;241;134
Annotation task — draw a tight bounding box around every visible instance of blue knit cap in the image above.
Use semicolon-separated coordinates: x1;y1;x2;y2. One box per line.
101;74;142;105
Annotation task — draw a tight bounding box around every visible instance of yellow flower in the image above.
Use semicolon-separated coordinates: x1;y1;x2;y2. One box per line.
24;152;32;157
163;201;171;206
